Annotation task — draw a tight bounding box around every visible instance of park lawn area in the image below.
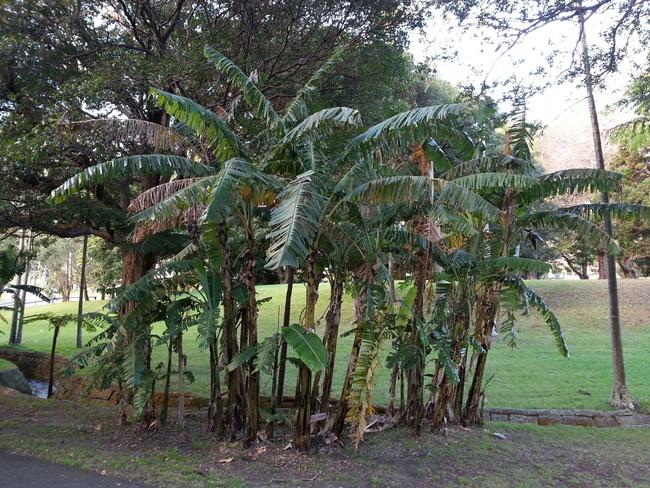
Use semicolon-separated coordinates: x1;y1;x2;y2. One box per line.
0;358;15;371
2;392;650;487
1;279;649;410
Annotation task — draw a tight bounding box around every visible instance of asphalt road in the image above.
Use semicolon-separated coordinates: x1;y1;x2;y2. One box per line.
0;451;154;487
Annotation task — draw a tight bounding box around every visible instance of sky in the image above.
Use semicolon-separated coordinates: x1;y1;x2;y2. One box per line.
408;11;639;127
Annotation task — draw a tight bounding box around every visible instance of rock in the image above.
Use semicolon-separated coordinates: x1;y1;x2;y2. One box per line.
0;367;32;395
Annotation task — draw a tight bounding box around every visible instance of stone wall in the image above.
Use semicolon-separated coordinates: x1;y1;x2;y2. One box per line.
485;407;650;428
0;348;68;381
55;375;210;409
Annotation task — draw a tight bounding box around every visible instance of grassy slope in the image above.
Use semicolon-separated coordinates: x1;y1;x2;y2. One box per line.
1;279;649;410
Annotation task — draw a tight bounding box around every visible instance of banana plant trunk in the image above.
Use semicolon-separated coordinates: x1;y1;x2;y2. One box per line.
333;275;370;437
243;243;260;443
217;222;245;437
406;249;427;434
463;291;498;426
275;266;295;406
319;277;344;416
294;250;318;450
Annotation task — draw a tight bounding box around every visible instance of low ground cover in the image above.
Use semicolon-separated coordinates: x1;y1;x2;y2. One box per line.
1;392;649;487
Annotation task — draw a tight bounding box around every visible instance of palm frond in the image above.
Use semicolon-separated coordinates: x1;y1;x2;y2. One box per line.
484;257;552;275
205;158;273;222
450;172;540;191
204;46;280;127
347;176;500;220
51;155;213;203
60;118;207;158
520;169;622;202
280;107;361;144
563;203;650;220
510;278;569;357
150;89;243;160
346;104;467;158
282;46;345;124
266;172;325;269
129;178;201;214
442;155;535;179
131;177;215;223
521;210;619;253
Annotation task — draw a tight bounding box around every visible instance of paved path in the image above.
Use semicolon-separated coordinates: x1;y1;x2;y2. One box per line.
0;451;154;487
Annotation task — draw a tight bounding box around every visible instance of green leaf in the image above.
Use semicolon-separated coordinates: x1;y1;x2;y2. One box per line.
51;155;214;203
282;46;346;124
150;89;243;160
280;107;361;144
281;324;327;373
204;46;280;127
345;103;466;159
227;346;258;372
266;172;325;269
423;138;452;173
522;210;620;254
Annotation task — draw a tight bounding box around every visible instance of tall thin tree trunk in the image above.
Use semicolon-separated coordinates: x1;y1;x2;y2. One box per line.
579;13;636;410
294;250;318;450
275;266;295;406
406;249;427;434
598;253;608;279
76;234;89;348
177;331;185;429
207;330;223;435
16;230;32;344
388;254;397;303
9;229;26;344
319;277;344;416
160;340;173;425
47;325;60;398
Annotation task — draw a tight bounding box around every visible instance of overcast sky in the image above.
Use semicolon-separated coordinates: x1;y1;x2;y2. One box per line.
408;12;640;128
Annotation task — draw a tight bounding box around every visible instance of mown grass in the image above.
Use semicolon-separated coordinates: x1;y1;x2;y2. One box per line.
0;358;15;371
1;279;649;410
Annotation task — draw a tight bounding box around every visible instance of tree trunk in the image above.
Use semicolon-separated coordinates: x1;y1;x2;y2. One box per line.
159;340;173;425
406;250;427;434
618;257;637;278
388;254;397;303
177;331;185;429
218;222;245;437
275;266;295;406
243;240;260;443
598;253;608;279
319;277;344;416
9;229;26;345
386;364;400;416
294;250;318;450
48;325;60;398
579;13;637;410
207;330;223;435
76;234;89;348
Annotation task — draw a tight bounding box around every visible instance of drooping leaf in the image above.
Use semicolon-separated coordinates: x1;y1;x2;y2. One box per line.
204;46;280;127
51;155;214;203
266;172;325;269
281;324;328;373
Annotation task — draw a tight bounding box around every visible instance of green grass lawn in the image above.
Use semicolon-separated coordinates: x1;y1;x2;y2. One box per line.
0;358;15;371
2;279;649;410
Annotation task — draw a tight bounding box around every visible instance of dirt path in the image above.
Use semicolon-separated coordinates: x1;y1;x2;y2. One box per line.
0;451;152;488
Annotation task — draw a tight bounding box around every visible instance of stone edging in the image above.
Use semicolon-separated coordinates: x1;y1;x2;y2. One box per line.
485;407;650;428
